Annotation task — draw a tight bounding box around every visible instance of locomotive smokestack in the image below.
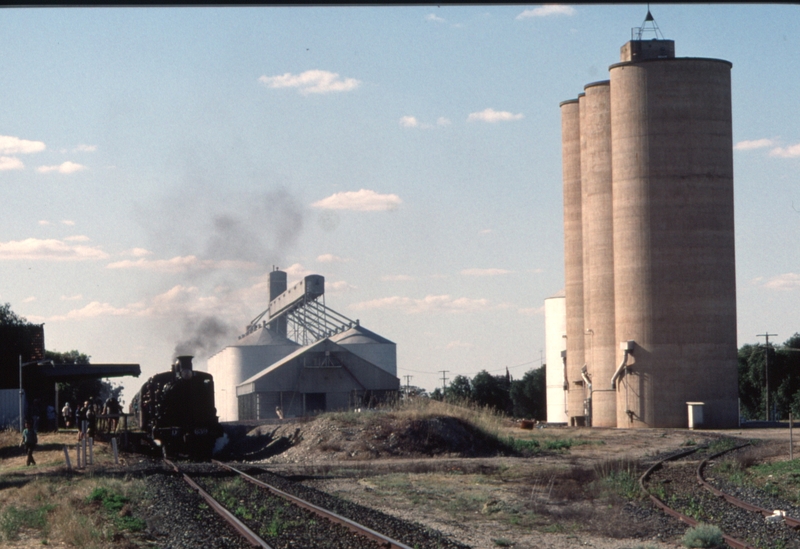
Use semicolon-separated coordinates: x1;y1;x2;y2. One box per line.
174;355;194;372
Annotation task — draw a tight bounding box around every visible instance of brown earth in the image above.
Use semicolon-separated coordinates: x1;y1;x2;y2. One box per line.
227;415;796;549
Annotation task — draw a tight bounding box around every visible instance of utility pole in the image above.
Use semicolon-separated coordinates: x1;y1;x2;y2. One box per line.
757;332;778;422
404;375;413;398
439;370;449;391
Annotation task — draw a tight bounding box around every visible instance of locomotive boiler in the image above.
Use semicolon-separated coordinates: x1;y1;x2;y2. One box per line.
129;355;223;460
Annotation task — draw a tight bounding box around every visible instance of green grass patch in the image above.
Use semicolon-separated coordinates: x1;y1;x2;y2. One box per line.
86;487;146;532
0;503;56;541
681;523;723;548
741;458;800;503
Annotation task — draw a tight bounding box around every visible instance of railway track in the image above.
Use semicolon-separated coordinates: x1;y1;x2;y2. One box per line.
641;443;800;549
167;459;466;549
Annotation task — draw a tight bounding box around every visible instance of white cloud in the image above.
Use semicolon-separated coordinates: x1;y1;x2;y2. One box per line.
62;220;75;226
106;255;256;273
401;116;450;129
38;220;51;226
399;116;420;128
283;263;314;280
770;143;800;158
480;229;493;234
467;108;524;123
23;296;36;303
516;5;576;19
326;280;357;294
60;294;83;301
461;268;513;276
47;301;135;321
518;306;546;316
381;274;415;282
317;254;349;263
74;144;97;152
0;156;24;171
445;340;474;349
311;189;402;211
0;135;46;155
258;70;360;95
350;294;491;314
123;247;153;257
37;161;87;174
64;235;90;242
734;138;776;151
425;13;446;23
759;273;800;290
0;238;108;261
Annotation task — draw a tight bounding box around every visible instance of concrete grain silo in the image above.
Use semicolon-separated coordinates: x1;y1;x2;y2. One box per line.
579;82;617;428
610;45;738;429
559;97;588;426
558;12;739;428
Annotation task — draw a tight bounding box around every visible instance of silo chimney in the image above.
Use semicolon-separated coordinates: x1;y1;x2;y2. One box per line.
268;267;288;337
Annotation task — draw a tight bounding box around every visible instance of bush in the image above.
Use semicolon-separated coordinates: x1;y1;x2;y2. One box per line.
681;523;724;548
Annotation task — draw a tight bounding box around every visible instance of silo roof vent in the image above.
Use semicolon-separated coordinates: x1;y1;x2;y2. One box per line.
632;7;664;41
620;7;674;62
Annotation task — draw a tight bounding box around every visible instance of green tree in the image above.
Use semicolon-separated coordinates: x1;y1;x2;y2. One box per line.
738;334;800;421
444;375;472;402
510;367;547;420
0;302;28;326
471;370;512;413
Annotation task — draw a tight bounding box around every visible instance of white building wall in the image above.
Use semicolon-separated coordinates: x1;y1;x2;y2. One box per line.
334;343;396;377
545;293;568;424
208;344;298;422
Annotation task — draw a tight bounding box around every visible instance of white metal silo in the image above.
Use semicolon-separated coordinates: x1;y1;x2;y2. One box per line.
545;291;568;424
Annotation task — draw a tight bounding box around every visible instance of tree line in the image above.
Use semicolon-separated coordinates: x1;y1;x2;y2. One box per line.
429;367;547;420
739;333;800;421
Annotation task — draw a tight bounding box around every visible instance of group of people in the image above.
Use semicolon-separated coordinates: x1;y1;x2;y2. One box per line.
20;396;123;467
61;397;123;439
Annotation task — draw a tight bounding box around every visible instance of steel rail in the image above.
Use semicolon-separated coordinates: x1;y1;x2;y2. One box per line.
165;459;272;549
213;460;415;549
639;447;756;549
697;443;800;530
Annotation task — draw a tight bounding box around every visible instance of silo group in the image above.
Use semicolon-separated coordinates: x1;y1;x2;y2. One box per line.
560;31;739;428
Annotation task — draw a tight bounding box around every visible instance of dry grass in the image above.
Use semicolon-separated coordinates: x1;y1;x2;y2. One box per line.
0;428;146;548
327;397;510;437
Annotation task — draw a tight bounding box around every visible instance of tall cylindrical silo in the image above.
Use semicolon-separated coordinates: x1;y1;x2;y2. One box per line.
610;55;738;428
579;81;617;428
268;269;288;336
560;98;587;425
544;291;568;424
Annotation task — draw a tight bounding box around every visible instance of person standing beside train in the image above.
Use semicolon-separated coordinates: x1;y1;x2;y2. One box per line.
62;402;72;428
77;401;89;440
21;420;37;466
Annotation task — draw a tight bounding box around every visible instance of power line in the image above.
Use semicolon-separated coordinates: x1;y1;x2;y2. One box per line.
757;332;778;422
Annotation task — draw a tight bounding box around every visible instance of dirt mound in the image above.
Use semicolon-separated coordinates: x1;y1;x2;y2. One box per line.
238;413;512;463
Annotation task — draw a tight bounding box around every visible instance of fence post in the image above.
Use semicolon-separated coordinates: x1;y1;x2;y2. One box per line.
112;437;119;465
63;446;71;470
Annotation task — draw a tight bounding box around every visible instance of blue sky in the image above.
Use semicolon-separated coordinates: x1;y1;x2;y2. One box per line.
1;5;798;403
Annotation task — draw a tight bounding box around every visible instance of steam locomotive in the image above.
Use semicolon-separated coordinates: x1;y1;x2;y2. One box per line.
129;356;223;460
